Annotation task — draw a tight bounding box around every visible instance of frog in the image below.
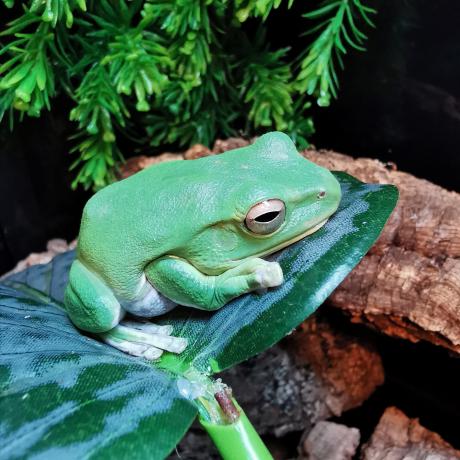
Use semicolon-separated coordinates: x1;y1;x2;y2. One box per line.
64;132;342;360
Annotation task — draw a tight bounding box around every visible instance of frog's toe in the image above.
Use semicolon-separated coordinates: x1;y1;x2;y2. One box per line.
100;335;163;360
120;320;174;336
141;346;164;361
255;262;284;288
99;322;187;359
134;330;187;354
118;321;187;353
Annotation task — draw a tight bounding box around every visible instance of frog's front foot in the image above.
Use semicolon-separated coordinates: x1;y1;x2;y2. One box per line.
98;320;188;360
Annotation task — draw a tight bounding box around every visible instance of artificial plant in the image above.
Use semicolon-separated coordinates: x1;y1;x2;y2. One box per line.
0;0;376;190
0;173;397;459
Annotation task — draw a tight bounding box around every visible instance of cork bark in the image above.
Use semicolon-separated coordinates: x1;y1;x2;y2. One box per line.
361;407;460;460
301;149;460;353
284;315;384;417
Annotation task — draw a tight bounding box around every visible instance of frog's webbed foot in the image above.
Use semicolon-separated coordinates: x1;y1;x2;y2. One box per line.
98;320;188;361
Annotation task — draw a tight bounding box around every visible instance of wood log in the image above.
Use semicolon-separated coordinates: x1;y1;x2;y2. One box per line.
361;407;460;460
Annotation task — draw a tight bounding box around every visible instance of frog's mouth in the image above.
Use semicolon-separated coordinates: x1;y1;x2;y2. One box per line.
231;217;329;263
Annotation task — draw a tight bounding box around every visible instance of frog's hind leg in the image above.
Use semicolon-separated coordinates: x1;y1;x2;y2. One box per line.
104;279;187;360
64;260;186;360
64;259;124;333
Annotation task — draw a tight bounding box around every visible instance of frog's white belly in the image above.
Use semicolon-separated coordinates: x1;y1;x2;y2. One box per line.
118;278;176;317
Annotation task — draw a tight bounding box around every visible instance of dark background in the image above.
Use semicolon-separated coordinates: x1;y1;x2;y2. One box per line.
1;0;459;274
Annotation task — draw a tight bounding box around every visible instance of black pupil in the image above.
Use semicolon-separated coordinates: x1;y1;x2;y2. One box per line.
255;211;279;223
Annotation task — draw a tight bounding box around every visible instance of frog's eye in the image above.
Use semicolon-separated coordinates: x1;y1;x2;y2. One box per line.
245;199;285;235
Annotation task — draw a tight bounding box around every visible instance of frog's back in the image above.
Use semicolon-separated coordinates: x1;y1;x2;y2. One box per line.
76;155;229;285
76;131;323;292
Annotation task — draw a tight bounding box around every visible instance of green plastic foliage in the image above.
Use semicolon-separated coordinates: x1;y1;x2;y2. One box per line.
68;65;127;190
296;0;376;106
0;19;55;119
1;1;86;26
30;0;87;28
0;0;375;190
0;173;397;458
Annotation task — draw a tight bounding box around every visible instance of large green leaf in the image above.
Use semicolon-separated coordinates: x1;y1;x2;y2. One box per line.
0;284;197;459
1;172;397;458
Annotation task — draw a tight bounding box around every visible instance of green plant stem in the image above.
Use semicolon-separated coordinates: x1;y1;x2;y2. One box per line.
199;400;273;460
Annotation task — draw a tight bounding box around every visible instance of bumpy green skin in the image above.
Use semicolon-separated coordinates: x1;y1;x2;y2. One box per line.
64;132;341;345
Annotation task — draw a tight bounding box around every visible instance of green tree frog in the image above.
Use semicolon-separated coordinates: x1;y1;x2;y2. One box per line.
64;132;341;360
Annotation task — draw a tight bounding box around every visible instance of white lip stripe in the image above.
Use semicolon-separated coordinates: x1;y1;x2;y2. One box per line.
231;218;329;263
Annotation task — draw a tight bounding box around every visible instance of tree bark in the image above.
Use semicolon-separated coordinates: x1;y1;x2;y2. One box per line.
301;149;460;353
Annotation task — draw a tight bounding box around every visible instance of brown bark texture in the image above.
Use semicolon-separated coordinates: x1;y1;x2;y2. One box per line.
302;148;460;354
361;407;460;460
284;315;384;417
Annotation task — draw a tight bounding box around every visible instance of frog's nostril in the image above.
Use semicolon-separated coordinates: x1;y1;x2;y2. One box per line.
317;190;327;199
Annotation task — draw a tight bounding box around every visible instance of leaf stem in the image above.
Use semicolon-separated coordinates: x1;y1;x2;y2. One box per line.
199;398;273;460
177;369;273;459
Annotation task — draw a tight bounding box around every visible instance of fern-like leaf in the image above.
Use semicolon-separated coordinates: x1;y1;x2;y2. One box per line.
296;0;376;106
0;18;55;120
69;64;128;190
